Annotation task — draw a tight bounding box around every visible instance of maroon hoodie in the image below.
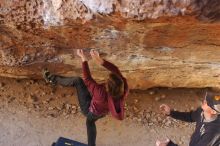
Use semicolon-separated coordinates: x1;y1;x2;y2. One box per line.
82;60;129;120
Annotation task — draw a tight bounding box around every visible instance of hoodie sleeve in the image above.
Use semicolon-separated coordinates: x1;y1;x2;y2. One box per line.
170;108;202;123
100;60;129;120
102;60;129;97
108;97;125;120
82;61;98;93
102;60;123;77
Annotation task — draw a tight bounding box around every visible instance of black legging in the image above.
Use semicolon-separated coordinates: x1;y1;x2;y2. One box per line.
50;75;103;146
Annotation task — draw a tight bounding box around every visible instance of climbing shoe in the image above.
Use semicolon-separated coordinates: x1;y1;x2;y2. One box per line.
42;68;55;84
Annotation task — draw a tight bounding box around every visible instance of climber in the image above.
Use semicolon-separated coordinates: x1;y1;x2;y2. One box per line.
156;92;220;146
43;49;129;146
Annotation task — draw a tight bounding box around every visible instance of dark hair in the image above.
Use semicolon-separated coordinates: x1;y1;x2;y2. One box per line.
106;73;124;100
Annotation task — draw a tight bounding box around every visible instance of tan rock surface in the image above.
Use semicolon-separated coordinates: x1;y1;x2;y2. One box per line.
0;17;220;89
0;0;218;26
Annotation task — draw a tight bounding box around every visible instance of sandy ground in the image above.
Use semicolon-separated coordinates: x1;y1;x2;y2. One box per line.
0;77;207;146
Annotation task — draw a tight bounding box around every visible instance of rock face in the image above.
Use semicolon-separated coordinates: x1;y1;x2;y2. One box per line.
0;0;220;89
1;0;219;26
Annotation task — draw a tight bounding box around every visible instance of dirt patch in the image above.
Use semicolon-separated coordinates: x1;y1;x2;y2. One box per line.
0;77;207;146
